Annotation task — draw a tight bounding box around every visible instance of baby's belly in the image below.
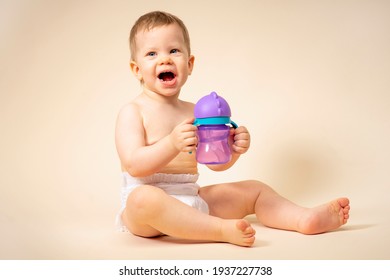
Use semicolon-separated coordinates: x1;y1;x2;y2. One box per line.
160;152;198;174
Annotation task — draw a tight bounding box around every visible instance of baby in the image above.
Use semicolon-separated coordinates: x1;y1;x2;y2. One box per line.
115;11;350;247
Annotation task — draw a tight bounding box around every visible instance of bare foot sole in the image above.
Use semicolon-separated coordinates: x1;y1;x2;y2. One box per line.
221;219;256;247
298;197;350;234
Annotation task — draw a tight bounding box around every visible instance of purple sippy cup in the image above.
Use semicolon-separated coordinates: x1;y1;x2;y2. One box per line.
193;91;238;164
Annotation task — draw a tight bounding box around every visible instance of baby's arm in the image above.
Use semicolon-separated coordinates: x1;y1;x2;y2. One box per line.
207;126;251;171
115;103;197;177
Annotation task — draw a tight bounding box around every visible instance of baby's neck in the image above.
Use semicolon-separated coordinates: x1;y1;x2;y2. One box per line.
141;88;181;105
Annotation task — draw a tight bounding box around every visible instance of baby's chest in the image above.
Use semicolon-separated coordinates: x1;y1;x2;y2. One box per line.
141;107;191;144
143;118;178;144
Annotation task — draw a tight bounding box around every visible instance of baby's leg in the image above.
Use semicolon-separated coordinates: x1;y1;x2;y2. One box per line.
200;180;350;234
295;198;350;234
122;185;256;246
254;185;350;234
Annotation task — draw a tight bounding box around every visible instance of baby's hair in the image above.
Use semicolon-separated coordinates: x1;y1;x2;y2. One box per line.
129;11;191;60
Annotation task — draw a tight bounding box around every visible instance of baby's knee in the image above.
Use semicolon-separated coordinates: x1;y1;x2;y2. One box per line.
244;179;261;185
240;180;265;190
245;179;271;190
126;185;164;213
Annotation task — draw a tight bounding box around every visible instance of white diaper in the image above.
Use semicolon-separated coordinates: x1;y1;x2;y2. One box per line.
116;172;209;232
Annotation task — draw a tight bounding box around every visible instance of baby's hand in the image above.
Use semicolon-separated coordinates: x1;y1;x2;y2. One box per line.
169;118;197;153
230;126;250;154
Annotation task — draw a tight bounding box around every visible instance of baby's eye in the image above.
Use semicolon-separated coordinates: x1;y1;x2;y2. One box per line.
147;51;157;57
170;49;179;54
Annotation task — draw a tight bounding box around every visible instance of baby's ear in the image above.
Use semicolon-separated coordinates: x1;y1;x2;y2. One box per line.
130;61;143;81
188;55;195;75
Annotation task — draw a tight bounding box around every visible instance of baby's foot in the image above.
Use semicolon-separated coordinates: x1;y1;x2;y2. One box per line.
220;219;256;247
298;197;350;234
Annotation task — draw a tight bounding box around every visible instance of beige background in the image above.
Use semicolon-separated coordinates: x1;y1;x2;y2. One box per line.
1;0;389;259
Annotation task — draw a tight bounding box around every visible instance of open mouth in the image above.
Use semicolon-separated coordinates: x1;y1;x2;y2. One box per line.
158;71;176;82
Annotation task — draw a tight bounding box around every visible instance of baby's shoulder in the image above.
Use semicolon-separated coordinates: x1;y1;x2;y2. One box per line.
180;99;195;110
119;101;139;113
117;101;143;122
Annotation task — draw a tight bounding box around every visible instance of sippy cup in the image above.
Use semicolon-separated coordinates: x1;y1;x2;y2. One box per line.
193;92;238;164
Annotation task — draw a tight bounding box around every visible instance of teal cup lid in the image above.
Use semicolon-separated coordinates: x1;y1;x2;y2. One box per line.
193;116;238;128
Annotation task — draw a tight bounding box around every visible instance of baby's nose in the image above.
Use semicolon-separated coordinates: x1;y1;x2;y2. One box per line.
159;55;173;64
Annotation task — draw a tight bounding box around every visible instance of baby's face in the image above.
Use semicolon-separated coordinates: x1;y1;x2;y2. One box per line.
131;23;194;97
